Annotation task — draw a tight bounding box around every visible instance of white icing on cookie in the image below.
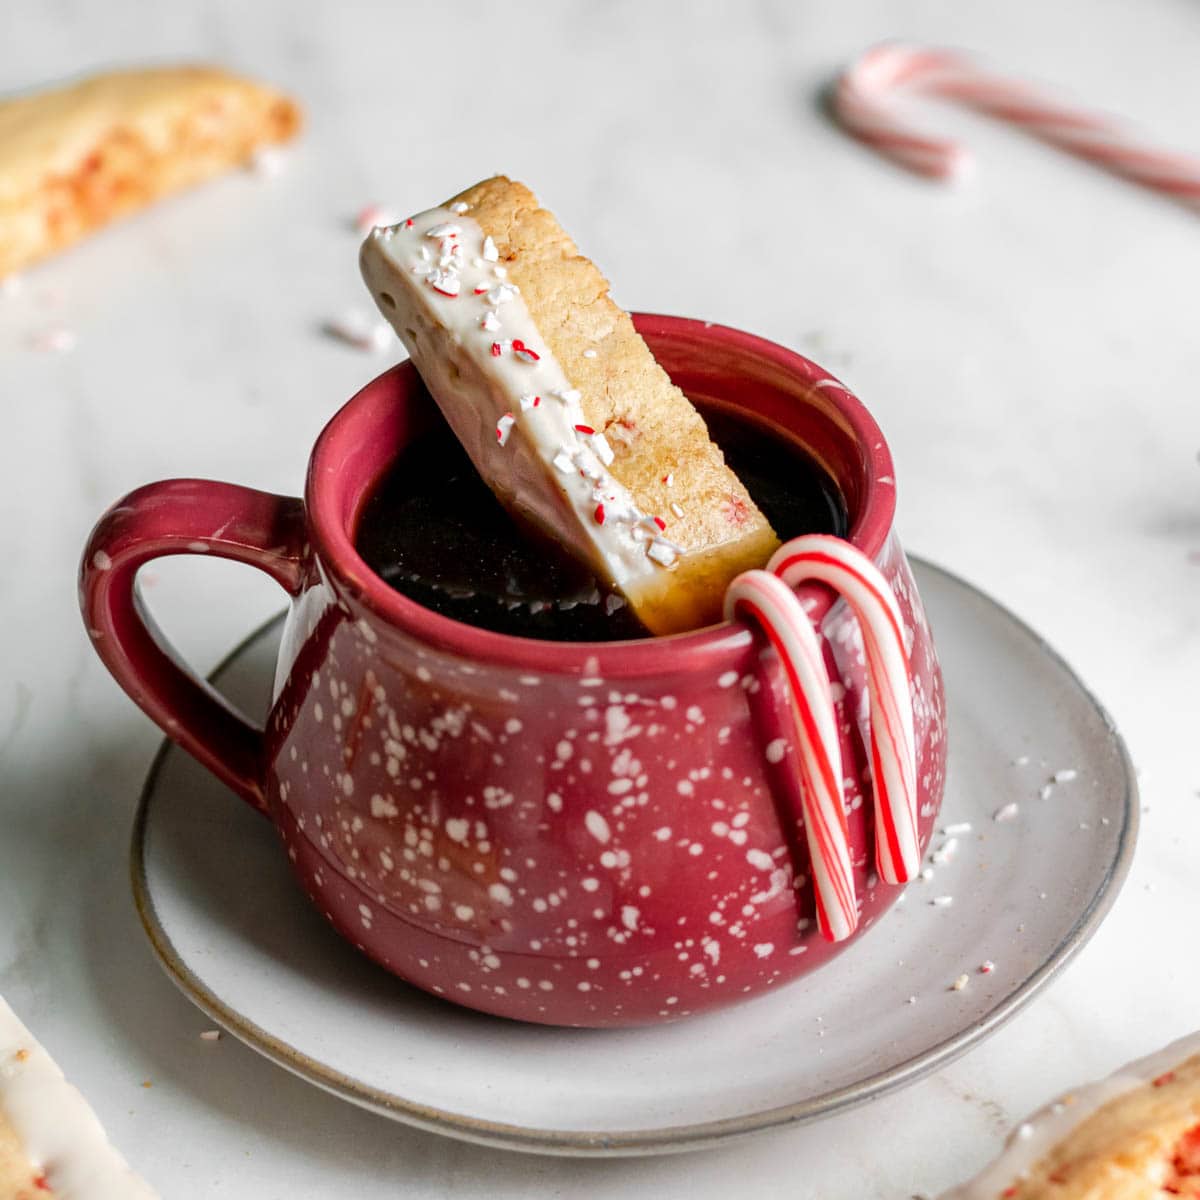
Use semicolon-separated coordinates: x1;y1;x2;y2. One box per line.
0;996;158;1198
941;1031;1200;1198
360;207;679;590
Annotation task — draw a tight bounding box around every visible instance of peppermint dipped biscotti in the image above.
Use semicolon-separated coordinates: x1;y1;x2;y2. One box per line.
0;66;300;278
0;995;157;1197
943;1032;1200;1198
359;176;779;636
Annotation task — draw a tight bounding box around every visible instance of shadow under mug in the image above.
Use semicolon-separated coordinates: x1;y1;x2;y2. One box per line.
81;314;946;1028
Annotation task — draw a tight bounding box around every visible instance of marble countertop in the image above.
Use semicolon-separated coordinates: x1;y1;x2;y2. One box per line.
3;1;1198;1195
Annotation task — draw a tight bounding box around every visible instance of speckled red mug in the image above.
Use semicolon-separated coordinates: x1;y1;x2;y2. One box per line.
81;315;946;1027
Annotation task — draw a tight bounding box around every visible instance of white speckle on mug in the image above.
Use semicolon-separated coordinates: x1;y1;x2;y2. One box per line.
584;811;611;843
765;738;787;763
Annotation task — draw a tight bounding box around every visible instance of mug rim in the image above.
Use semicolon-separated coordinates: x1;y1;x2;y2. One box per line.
305;313;897;674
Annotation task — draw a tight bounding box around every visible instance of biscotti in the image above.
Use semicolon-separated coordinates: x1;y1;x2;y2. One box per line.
359;176;779;636
943;1032;1200;1198
0;65;301;278
0;995;158;1197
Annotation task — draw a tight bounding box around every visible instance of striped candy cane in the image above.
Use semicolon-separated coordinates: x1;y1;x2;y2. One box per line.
769;535;920;887
726;536;920;941
833;42;1200;203
724;570;858;942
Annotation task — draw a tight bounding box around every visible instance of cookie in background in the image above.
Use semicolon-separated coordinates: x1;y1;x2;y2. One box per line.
0;65;301;278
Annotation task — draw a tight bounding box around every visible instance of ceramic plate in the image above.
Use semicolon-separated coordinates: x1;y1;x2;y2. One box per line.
131;559;1137;1156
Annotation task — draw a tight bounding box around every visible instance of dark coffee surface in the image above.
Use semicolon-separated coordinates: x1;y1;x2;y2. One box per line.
354;406;848;642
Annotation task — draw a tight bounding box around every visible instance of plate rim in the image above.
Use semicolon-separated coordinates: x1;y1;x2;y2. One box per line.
129;556;1139;1157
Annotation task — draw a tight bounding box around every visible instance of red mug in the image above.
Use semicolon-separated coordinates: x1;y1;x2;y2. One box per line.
81;315;946;1027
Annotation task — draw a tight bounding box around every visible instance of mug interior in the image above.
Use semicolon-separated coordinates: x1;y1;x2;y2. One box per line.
306;314;896;669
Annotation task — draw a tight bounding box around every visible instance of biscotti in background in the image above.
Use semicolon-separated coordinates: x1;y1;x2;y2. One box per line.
0;995;158;1197
942;1032;1200;1198
0;65;301;278
360;175;779;635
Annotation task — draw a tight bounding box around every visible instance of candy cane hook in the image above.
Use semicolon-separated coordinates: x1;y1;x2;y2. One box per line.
769;535;920;887
833;42;1200;204
726;535;920;942
725;570;858;942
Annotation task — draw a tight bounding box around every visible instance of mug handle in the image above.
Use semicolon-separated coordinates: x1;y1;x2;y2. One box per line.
79;479;307;813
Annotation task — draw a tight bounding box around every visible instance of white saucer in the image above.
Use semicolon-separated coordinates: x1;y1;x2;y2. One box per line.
131;559;1137;1156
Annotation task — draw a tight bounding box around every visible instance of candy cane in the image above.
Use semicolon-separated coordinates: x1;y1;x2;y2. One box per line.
769;535;920;886
725;570;858;942
833;42;1200;203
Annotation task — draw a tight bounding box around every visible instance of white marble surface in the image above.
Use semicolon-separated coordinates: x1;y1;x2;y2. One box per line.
1;1;1197;1196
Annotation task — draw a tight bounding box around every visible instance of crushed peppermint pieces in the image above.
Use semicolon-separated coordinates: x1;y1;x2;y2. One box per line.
574;424;596;435
647;539;678;566
482;235;499;261
662;473;674;487
591;433;615;465
249;146;286;177
994;802;1020;822
28;327;76;353
930;895;954;907
942;822;972;835
481;311;500;332
427;270;461;297
486;282;519;306
553;451;575;474
670;502;684;518
594;503;606;525
511;339;540;363
324;313;390;353
583;348;598;358
449;201;470;214
519;393;541;411
931;837;958;864
199;1029;222;1042
950;973;970;992
495;413;516;445
979;960;995;974
355;204;401;233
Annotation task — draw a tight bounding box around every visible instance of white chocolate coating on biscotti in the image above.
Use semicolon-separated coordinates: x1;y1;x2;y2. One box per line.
0;995;158;1198
942;1031;1200;1199
361;208;675;595
360;177;780;635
